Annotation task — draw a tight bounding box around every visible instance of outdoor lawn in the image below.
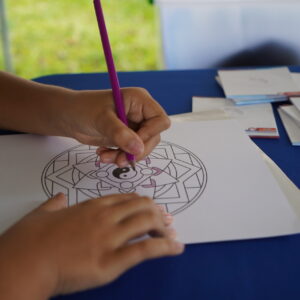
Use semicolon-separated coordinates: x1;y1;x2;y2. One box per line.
0;0;161;79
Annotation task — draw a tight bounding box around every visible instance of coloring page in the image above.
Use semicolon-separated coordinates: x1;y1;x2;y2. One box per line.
1;120;299;243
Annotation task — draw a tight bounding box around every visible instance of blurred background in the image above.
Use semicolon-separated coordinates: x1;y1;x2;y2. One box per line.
0;0;160;78
2;0;300;79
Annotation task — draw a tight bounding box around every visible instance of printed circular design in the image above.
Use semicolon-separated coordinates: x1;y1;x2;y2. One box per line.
42;141;207;215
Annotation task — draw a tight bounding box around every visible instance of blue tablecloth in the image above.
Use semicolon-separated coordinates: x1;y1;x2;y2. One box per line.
33;68;300;190
2;68;300;300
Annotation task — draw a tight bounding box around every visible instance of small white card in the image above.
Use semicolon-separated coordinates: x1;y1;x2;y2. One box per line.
278;106;300;146
192;97;279;138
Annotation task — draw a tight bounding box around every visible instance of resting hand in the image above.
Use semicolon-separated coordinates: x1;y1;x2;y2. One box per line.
0;193;183;299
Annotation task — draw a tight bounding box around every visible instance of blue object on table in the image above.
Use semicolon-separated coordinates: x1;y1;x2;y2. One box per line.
1;68;300;300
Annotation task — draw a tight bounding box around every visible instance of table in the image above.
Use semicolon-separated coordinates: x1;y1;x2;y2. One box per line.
3;68;300;300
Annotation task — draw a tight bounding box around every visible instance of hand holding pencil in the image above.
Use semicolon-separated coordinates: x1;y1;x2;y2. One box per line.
66;87;170;167
92;0;170;167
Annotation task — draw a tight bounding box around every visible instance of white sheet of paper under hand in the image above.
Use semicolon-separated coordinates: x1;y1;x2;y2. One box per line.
0;120;299;244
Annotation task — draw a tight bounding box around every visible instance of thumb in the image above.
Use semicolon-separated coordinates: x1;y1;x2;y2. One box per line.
103;114;144;156
38;193;68;212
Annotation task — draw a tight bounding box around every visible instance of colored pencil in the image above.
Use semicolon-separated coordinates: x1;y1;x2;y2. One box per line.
93;0;136;170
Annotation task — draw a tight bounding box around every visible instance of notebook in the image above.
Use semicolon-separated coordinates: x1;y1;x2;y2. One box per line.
218;67;298;105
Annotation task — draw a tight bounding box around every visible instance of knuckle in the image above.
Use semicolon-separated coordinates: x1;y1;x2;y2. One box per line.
162;116;171;130
140;196;154;206
160;239;174;254
144;210;160;225
83;203;114;225
140;129;151;142
135;240;153;258
99;206;117;222
100;229;119;251
134;239;174;260
79;198;97;209
133;87;148;97
153;135;161;146
131;210;159;231
137;197;157;212
123;87;148;99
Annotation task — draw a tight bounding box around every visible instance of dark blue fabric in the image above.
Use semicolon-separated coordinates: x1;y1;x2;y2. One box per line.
33;68;300;189
54;235;300;300
1;69;300;300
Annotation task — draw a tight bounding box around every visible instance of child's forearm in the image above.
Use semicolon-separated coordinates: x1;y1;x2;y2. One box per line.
0;71;74;136
0;234;54;300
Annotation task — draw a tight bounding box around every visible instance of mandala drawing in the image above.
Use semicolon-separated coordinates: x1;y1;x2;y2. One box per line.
42;141;207;215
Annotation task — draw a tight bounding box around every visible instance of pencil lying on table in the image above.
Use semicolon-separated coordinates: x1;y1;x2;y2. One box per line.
93;0;136;170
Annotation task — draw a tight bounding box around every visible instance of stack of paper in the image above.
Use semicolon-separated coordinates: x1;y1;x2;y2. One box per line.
218;67;299;105
291;97;300;112
192;97;279;138
278;102;300;146
196;68;300;142
291;73;300;88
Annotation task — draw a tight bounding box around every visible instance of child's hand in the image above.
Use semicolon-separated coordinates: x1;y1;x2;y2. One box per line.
0;193;183;299
0;72;169;166
62;88;170;166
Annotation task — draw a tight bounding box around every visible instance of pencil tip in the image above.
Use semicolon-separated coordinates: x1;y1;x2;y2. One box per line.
129;161;136;171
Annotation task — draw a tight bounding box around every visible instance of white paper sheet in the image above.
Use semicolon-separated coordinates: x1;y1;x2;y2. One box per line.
280;104;300;126
291;73;300;89
192;97;279;138
278;107;300;146
290;97;300;114
171;113;300;200
0;120;300;244
218;67;299;97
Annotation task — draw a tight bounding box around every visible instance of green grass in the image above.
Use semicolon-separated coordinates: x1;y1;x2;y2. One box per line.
0;0;161;78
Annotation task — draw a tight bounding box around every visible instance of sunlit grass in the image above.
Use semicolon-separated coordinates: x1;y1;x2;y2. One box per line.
1;0;161;78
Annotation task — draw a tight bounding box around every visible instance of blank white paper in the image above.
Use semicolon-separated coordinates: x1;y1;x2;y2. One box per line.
291;73;300;89
219;67;299;97
280;104;300;126
192;97;279;137
278;107;300;146
290;97;300;114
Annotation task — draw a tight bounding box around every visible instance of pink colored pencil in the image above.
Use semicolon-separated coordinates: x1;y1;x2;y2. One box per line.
93;0;136;170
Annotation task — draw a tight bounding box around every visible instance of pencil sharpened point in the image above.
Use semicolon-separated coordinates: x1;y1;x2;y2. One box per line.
129;161;136;171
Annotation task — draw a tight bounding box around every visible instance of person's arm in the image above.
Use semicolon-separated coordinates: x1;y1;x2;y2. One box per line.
0;71;74;136
0;193;183;300
0;71;171;166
